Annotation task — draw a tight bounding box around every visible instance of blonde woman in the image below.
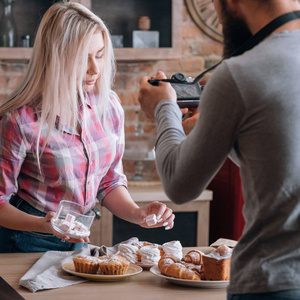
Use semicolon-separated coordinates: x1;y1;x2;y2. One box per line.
0;2;174;253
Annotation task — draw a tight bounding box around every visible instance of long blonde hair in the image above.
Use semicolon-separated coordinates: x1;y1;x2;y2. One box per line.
0;2;115;163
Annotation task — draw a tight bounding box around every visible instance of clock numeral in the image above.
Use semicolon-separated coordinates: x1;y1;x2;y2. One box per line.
201;8;215;22
195;0;212;9
187;0;223;42
211;16;220;28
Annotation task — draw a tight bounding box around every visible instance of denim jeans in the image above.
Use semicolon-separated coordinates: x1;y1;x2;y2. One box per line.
0;195;86;253
228;289;300;300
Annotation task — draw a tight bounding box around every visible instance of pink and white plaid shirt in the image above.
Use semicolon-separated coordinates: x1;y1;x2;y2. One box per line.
0;91;127;213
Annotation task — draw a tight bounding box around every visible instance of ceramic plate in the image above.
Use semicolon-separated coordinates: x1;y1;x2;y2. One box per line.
150;265;229;288
136;261;156;269
62;262;143;281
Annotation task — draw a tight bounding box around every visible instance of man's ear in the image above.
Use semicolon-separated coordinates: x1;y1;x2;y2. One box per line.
226;0;244;17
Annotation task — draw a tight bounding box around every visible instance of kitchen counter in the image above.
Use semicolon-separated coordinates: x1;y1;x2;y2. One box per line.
0;248;227;300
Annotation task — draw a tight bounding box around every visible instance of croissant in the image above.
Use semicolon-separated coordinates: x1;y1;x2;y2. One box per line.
158;254;179;270
182;262;205;279
159;262;201;280
182;249;202;265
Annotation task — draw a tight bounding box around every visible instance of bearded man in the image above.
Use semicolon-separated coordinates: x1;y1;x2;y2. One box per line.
138;0;300;299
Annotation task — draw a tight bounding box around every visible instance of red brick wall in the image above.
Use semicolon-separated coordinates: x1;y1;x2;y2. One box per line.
0;1;223;181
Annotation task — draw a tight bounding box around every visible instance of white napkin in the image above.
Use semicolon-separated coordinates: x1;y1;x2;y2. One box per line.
19;237;139;293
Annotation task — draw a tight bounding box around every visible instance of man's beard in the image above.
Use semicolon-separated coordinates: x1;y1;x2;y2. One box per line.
221;3;253;59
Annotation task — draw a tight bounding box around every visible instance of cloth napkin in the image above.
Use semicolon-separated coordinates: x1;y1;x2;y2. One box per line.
19;237;138;293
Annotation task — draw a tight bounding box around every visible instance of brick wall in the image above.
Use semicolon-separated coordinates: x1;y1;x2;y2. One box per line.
0;1;223;181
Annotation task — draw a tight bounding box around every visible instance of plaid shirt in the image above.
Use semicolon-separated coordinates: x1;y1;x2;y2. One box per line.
0;91;127;213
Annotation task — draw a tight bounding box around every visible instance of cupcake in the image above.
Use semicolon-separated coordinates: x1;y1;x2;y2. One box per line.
73;255;100;274
98;254;130;275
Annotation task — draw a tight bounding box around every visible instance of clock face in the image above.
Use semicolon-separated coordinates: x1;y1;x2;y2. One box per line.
185;0;223;42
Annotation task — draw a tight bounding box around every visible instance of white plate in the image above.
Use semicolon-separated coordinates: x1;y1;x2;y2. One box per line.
136;261;156;269
150;265;229;288
62;262;143;281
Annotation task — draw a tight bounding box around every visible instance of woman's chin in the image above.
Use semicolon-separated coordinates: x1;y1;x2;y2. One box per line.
82;84;95;93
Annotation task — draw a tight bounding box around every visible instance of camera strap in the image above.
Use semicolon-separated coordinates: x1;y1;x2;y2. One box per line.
192;10;300;83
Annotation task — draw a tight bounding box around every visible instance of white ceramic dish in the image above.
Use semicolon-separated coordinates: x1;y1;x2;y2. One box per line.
136;261;156;269
150;265;229;289
62;262;142;281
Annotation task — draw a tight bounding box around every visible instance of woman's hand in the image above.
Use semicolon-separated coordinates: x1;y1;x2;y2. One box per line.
42;211;90;244
137;201;175;230
102;186;175;230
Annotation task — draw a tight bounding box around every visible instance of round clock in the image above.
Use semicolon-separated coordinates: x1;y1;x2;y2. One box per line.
185;0;223;43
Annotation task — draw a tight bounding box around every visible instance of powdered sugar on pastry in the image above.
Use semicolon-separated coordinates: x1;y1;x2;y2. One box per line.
162;240;183;260
139;245;161;265
118;243;139;264
203;245;232;260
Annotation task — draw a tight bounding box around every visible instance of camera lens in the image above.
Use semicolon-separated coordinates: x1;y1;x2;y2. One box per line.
171;73;187;83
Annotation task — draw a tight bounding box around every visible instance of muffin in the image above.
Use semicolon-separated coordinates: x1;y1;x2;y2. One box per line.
98;254;130;275
73;255;100;274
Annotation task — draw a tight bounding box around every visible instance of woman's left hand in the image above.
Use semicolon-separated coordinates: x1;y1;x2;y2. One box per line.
138;201;175;230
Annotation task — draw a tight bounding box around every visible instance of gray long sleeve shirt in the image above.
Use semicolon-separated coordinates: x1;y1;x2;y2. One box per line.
154;30;300;294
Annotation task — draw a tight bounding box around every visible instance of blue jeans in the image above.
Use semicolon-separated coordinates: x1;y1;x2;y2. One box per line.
0;195;86;253
228;289;300;300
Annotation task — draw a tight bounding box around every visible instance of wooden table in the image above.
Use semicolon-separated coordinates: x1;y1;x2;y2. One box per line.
0;248;227;300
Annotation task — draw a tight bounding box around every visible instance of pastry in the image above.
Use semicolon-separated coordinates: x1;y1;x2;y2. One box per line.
73;255;100;274
162;240;183;261
202;245;232;281
210;238;237;249
182;249;202;265
158;254;179;269
118;243;139;264
159;262;201;280
158;245;165;257
182;262;204;279
98;254;130;275
139;245;161;265
137;241;154;261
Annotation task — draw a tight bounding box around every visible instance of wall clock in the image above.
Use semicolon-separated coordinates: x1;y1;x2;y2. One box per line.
185;0;223;43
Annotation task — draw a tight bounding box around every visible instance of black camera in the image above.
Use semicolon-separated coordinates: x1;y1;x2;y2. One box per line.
148;73;203;108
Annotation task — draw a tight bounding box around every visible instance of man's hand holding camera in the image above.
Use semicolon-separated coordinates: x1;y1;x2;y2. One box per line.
138;71;177;120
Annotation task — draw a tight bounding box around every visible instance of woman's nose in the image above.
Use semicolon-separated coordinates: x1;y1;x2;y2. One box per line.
88;58;100;75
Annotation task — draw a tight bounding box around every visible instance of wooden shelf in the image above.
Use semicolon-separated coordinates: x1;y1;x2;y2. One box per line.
0;47;32;60
0;0;182;61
